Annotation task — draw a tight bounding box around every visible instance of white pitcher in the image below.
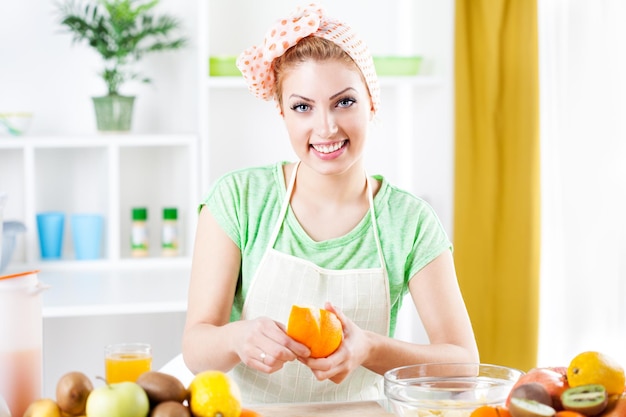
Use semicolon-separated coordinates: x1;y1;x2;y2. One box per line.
0;270;48;417
0;394;10;417
0;193;6;268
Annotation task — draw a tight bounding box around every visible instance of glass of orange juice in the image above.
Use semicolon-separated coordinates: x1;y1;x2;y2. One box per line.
104;343;152;383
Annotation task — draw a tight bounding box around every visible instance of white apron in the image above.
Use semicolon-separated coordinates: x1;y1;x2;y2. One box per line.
231;162;391;404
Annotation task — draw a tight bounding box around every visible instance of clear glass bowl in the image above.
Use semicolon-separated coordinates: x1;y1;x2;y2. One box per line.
0;112;33;136
384;363;524;417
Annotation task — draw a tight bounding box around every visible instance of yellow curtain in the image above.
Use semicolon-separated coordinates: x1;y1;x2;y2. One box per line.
453;0;540;371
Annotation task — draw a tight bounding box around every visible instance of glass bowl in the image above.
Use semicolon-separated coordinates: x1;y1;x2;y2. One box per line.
0;112;33;136
373;56;423;76
208;56;239;76
384;363;524;417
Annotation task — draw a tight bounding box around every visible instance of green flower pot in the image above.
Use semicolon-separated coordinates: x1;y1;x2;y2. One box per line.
92;94;135;132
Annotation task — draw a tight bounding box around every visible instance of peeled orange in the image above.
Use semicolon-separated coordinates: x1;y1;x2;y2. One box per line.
567;351;626;396
286;305;343;358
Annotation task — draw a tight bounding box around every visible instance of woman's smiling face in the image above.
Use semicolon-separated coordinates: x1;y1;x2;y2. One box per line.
281;59;373;176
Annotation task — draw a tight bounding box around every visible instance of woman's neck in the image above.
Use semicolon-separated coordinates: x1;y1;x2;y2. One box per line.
291;161;368;205
286;161;371;241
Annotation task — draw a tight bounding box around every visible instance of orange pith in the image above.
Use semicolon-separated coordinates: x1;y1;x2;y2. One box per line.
286;305;343;358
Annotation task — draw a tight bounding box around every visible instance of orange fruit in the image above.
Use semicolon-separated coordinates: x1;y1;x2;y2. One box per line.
469;405;511;417
567;351;626;395
554;411;586;417
286;305;343;358
240;408;264;417
602;393;626;417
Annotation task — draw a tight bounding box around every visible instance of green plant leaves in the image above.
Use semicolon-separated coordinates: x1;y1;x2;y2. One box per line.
57;0;187;95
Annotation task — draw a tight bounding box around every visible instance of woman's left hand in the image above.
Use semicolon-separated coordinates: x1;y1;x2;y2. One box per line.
298;302;370;384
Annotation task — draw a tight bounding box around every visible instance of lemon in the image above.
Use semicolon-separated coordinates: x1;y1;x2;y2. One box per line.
567;351;626;395
188;370;242;417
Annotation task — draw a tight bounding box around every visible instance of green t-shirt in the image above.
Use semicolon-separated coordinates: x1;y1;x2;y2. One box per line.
203;162;451;336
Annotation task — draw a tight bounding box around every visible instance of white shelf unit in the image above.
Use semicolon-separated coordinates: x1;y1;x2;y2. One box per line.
0;134;199;277
1;134;198;397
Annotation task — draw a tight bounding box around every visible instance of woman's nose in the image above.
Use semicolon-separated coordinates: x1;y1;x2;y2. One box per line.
315;111;338;138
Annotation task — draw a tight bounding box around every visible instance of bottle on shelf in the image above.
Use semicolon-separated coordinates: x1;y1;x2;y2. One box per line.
131;207;149;258
161;207;179;257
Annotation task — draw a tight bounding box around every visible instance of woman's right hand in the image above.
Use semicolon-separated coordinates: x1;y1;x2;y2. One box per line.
236;317;311;373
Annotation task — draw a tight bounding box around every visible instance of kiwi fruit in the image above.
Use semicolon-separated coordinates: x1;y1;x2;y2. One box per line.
509;397;556;417
560;384;608;416
136;371;188;406
510;382;553;408
55;371;94;416
150;401;190;417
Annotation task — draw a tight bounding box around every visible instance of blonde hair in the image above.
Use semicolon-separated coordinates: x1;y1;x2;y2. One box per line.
272;36;364;110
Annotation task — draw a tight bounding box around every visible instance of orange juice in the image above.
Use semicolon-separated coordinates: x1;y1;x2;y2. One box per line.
104;343;152;383
0;348;42;417
105;351;152;383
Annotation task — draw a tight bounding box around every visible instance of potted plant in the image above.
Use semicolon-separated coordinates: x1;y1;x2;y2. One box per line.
57;0;187;132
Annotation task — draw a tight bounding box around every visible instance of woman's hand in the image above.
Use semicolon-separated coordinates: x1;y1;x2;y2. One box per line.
236;317;311;374
298;302;371;384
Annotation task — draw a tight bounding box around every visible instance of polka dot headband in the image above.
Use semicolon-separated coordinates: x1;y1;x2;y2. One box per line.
236;2;381;114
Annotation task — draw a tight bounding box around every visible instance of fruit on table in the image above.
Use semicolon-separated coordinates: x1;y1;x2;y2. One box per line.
470;405;512;417
567;351;626;396
135;371;188;406
508;397;556;417
22;399;62;417
86;381;149;417
56;371;93;416
188;370;241;417
553;411;585;417
240;408;265;417
560;384;608;415
507;368;569;410
509;382;553;408
150;401;190;417
286;304;343;358
601;393;626;417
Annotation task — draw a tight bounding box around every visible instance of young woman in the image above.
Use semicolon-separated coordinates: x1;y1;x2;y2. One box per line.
183;3;479;404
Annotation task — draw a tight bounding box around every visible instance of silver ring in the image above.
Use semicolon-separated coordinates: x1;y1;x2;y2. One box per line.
260;351;267;363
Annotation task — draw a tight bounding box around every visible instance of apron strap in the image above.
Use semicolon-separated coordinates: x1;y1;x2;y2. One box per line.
268;161;387;271
267;161;300;249
366;175;387;271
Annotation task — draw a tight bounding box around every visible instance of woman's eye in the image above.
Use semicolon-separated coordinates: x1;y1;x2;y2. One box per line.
290;103;310;112
337;97;356;108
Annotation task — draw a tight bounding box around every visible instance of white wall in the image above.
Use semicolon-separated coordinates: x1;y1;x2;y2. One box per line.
0;0;198;135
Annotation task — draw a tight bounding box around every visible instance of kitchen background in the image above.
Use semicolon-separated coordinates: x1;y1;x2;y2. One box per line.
1;0;454;396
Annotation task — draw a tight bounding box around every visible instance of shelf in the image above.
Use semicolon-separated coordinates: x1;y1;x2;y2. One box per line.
0;133;196;149
40;260;191;318
0;133;200;269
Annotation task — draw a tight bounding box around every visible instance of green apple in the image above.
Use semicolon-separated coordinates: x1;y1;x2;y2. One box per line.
86;381;149;417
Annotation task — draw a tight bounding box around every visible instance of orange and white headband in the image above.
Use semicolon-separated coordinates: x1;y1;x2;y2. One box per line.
236;2;381;114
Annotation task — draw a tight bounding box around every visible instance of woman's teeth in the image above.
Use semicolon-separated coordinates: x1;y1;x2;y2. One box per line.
311;140;346;154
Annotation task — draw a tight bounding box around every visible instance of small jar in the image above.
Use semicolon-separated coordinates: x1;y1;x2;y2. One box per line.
161;207;179;257
131;207;149;257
